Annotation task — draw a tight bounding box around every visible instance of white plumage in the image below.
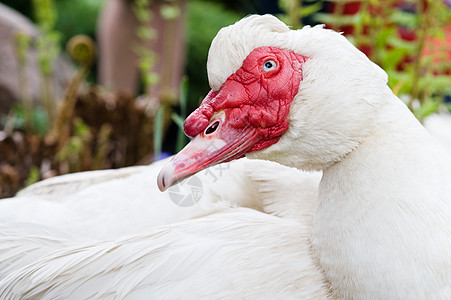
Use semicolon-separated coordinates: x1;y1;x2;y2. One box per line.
0;157;325;299
0;209;325;299
1;14;451;299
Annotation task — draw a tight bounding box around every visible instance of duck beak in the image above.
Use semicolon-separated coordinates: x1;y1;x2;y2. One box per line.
157;117;257;192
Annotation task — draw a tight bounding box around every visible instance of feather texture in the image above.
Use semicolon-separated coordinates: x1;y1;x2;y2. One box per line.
0;210;328;300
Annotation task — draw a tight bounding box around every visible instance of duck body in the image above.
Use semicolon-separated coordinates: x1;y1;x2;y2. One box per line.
0;209;328;300
0;155;326;299
0;157;271;240
246;44;451;298
312;97;451;299
159;15;451;299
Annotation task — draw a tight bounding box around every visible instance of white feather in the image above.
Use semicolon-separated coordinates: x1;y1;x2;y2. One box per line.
0;210;328;300
0;156;326;299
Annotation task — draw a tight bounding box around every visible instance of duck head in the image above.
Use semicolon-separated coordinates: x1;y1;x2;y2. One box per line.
158;14;390;191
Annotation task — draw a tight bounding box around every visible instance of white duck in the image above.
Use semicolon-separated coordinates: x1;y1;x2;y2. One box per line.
1;14;451;299
158;15;451;298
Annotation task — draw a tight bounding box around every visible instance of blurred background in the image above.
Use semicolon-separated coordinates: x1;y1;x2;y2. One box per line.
0;0;450;198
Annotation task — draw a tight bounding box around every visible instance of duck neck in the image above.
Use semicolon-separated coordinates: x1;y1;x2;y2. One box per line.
310;102;451;299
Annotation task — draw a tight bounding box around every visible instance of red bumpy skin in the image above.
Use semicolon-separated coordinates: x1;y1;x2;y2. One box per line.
184;46;308;153
156;47;308;191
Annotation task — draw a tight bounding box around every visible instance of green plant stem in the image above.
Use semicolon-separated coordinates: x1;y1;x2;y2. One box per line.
153;106;165;161
47;35;95;149
160;9;177;101
42;74;54;122
289;0;301;29
331;0;346;31
354;0;368;48
14;32;33;132
409;0;433;111
32;0;60;128
48;63;89;149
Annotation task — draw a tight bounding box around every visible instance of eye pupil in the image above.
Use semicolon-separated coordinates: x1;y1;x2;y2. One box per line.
262;59;276;72
205;121;220;135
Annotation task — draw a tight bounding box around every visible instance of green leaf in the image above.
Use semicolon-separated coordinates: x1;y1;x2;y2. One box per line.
381;48;408;70
32;107;50;135
73;118;90;138
386;36;417;53
143;72;160;87
414;97;441;119
390;10;419;29
160;4;181;20
387;70;412;94
315;13;361;26
14;32;31;65
179;76;188;116
299;2;323;18
420;74;451;94
374;27;396;49
24;166;40;188
154;106;165;161
132;4;151;22
136;27;157;40
175;126;188;152
171;113;185;130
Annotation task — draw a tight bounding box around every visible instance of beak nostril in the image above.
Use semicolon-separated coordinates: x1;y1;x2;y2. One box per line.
205;121;220;135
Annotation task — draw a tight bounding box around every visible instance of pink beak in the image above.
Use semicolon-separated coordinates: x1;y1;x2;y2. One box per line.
157;112;258;191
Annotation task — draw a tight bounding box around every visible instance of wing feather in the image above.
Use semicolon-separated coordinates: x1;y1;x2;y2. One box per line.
0;210;328;300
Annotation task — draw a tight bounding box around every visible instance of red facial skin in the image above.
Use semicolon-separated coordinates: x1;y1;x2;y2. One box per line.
158;47;308;191
185;46;307;151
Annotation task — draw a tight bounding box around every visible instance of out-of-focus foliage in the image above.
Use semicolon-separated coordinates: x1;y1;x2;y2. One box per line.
1;0;103;46
14;32;33;132
278;0;323;28
3;0;243;116
54;0;104;46
1;106;49;136
186;0;243;111
53;0;103;85
55;117;92;172
132;0;159;90
33;0;61;122
172;76;190;152
281;0;451;120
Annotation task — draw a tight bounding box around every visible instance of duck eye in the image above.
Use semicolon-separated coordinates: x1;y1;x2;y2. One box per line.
262;59;277;72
